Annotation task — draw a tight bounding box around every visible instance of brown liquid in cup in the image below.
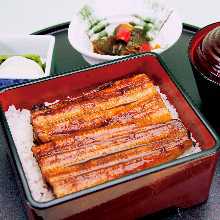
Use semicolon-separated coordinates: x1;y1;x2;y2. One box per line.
194;26;220;83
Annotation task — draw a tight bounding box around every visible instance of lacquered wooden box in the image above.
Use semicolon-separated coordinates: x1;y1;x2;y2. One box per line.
0;53;219;220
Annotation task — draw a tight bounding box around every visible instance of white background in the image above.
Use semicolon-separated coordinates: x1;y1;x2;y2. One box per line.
0;0;220;34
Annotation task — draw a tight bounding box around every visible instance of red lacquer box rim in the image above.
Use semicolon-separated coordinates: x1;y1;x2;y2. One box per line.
0;52;219;210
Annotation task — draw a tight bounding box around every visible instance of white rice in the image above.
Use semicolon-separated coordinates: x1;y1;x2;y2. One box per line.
5;105;54;202
44;100;60;107
4;90;201;202
156;86;179;119
157;86;201;155
179;134;201;158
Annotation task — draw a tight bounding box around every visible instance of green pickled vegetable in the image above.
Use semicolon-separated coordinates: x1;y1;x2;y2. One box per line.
0;55;10;65
23;54;44;70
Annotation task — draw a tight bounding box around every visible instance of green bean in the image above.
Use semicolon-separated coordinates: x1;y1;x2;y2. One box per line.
133;14;154;24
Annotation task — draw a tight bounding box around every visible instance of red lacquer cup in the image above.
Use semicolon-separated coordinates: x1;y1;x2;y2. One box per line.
188;22;220;125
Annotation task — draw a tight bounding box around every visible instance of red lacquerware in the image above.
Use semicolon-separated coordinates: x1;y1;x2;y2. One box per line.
0;53;219;220
188;22;220;127
189;22;220;83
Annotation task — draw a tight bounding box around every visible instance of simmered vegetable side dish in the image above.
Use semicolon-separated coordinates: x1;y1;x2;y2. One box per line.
79;5;161;56
92;23;160;55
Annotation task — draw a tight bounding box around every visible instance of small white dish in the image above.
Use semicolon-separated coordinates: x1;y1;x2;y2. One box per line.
0;35;55;79
68;0;182;65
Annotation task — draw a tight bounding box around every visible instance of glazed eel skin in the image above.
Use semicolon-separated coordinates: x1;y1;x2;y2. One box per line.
34;94;172;143
32;119;193;198
31;74;166;143
31;73;193;198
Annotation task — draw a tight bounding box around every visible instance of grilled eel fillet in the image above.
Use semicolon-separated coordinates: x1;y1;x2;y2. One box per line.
32;95;173;176
34;93;172;143
32;120;192;197
31;74;166;143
